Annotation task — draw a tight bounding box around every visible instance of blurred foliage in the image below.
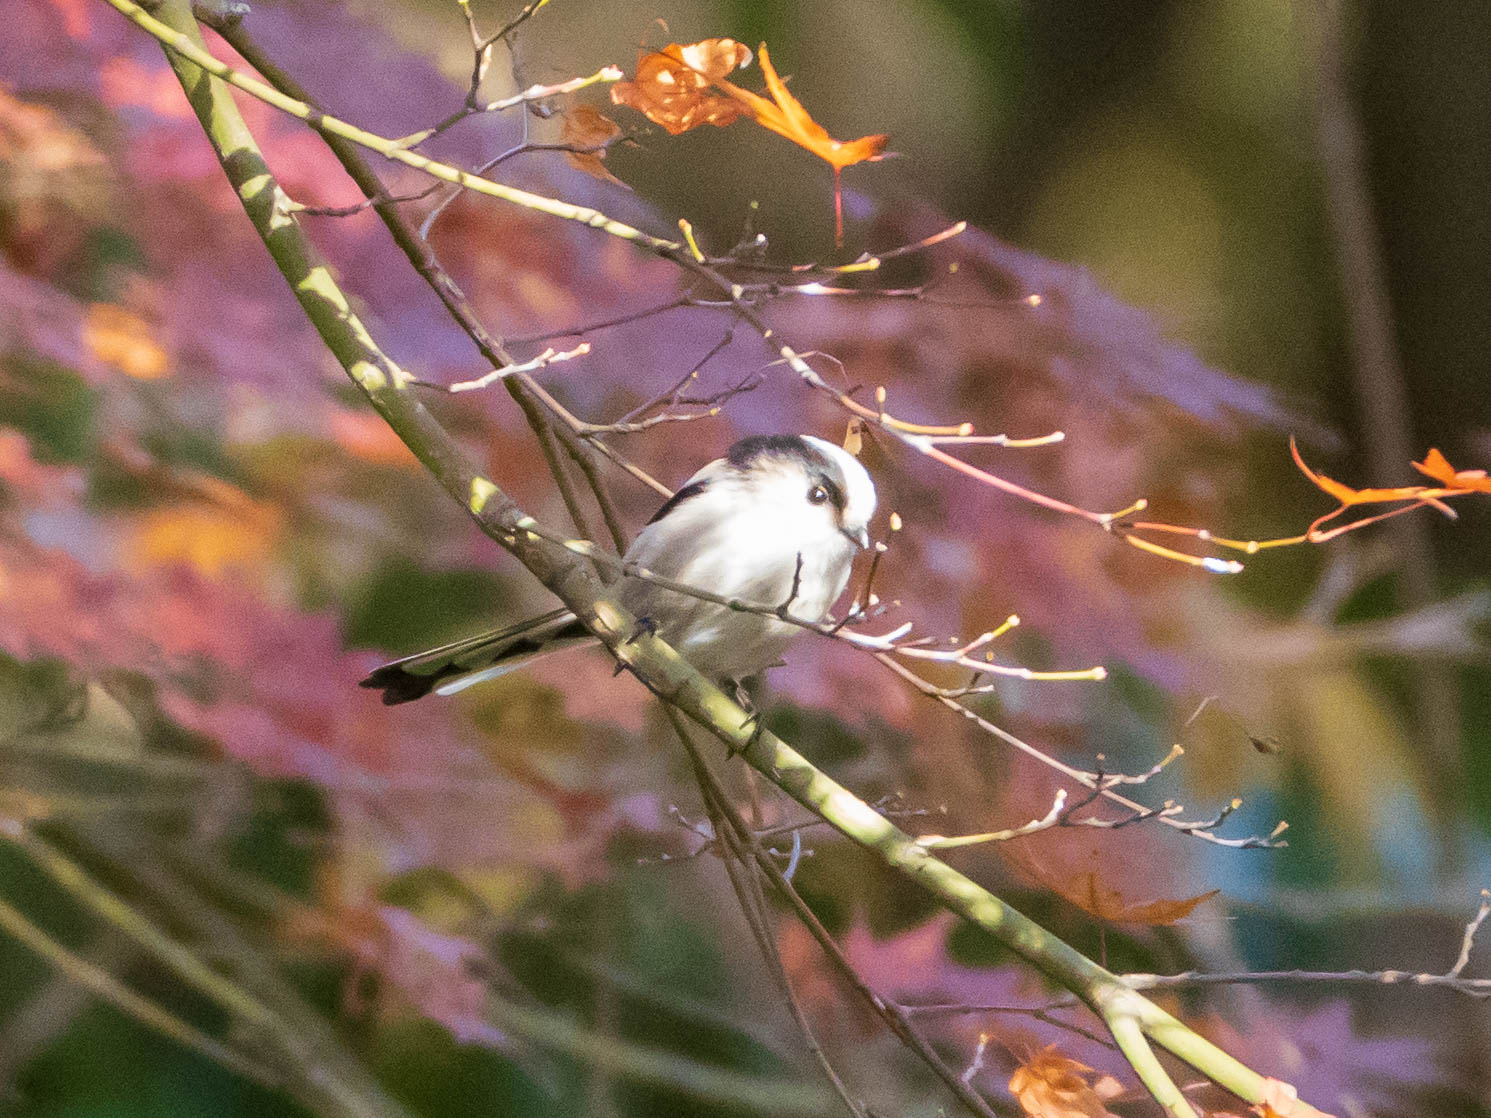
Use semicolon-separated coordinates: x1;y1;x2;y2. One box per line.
0;0;1488;1115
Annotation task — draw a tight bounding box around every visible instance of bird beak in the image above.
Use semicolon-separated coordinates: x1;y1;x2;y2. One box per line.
843;526;870;550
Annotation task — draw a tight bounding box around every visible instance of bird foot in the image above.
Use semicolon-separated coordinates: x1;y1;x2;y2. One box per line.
728;680;765;757
625;615;658;643
614;616;659;675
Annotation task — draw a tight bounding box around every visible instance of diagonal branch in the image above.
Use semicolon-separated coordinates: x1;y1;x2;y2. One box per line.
116;2;1335;1114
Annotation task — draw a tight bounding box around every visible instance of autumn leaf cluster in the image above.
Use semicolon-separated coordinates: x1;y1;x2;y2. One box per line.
607;38;888;241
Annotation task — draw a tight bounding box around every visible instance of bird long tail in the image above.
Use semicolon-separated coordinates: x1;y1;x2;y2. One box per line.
359;608;594;705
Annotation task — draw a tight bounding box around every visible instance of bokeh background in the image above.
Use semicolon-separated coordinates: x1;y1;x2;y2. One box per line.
1;0;1488;1114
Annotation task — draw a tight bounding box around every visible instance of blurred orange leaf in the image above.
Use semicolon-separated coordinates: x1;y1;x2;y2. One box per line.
562;104;626;187
1008;1045;1121;1118
329;409;418;467
127;480;282;577
609;39;753;135
83;303;168;379
1064;870;1219;925
1411;446;1491;493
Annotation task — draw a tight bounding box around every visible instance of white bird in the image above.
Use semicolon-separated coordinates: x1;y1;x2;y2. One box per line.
362;434;877;704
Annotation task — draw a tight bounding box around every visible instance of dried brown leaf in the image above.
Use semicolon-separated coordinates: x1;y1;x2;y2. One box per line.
1008;1045;1118;1118
562;104;626;187
1070;871;1219;925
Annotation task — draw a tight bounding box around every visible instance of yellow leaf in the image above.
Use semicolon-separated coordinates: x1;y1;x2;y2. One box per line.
127;486;282;577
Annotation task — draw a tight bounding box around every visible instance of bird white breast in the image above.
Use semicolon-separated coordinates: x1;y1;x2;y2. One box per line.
618;468;859;681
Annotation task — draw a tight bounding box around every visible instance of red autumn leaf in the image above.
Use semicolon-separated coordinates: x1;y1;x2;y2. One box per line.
1008;1045;1121;1118
609;38;754;135
1411;446;1491;492
562;104;626;187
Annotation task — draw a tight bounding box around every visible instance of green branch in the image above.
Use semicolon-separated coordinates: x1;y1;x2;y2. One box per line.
0;892;276;1087
104;0;677;255
7;827;415;1118
102;1;1334;1114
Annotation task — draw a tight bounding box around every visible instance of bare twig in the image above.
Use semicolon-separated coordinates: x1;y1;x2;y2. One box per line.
668;710;870;1118
0;894;278;1086
430;342;590;393
207;14;636;550
667;709;1002;1118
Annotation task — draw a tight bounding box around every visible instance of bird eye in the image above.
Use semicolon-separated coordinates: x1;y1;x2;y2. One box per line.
807;484;830;505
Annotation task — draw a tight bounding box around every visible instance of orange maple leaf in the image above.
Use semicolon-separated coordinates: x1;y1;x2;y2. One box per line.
1411;447;1491;493
1068;870;1219;926
1008;1045;1121;1118
610;39;889;244
714;44;890;172
609;38;754;135
1289;437;1433;506
715;44;889;243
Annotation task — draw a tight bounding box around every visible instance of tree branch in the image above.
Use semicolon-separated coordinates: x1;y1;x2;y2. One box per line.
112;1;1334;1112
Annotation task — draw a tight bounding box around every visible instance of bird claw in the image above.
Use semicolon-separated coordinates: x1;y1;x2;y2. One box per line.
727;680;765;757
614;616;659;675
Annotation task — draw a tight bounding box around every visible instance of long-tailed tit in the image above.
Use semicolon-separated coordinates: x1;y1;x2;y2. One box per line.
362;434;877;704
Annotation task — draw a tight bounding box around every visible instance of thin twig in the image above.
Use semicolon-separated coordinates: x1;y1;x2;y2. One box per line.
668;710;870;1118
0;893;279;1086
208;14;635;552
667;709;1001;1118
